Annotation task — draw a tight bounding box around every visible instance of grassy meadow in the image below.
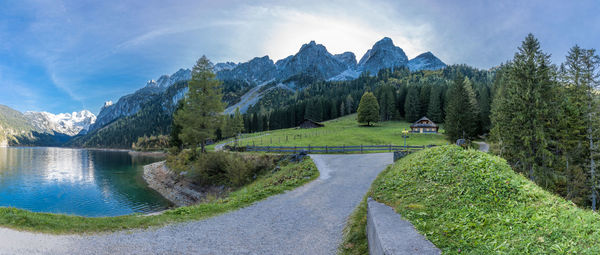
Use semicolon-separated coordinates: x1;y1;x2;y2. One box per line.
212;114;448;150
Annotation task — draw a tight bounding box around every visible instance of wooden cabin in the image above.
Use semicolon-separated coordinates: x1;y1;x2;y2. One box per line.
410;117;439;133
298;119;324;129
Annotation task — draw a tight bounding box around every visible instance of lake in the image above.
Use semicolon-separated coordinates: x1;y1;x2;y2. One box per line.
0;147;173;217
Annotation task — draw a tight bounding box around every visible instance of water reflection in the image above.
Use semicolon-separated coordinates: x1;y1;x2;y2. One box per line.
0;147;172;217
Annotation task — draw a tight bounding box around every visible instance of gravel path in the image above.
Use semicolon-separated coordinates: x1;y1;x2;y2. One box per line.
0;153;392;255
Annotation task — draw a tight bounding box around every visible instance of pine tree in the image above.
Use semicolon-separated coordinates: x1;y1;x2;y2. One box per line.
232;107;244;135
339;101;345;117
445;76;478;141
376;85;396;121
404;86;421;122
490;34;557;182
345;95;354;114
426;86;443;123
173;56;224;153
357;92;380;126
463;77;481;134
419;84;431;117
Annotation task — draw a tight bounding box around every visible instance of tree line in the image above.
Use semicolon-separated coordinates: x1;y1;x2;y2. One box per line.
490;34;600;210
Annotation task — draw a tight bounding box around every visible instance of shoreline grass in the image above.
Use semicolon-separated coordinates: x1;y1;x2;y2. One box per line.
0;156;319;234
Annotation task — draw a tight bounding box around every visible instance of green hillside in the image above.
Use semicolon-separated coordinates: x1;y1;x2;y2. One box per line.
212;114;447;149
344;146;600;254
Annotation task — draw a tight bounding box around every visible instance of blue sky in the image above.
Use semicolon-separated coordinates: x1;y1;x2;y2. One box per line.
1;0;599;114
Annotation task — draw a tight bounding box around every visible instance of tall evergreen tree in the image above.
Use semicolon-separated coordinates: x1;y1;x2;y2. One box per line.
173;56;224;153
404;86;421;122
445;76;478;141
490;34;557;182
426;86;443;123
376;84;396;121
357;92;380;126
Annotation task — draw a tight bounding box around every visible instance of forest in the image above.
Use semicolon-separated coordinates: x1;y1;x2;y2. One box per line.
236;34;600;210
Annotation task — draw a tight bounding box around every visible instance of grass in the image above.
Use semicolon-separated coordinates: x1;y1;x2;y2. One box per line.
339;196;369;255
342;145;600;254
0;156;318;234
213;114;448;150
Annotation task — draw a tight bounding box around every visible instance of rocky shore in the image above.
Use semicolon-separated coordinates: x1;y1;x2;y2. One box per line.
143;161;224;207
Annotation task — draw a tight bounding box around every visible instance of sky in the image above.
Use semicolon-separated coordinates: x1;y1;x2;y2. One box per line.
0;0;599;115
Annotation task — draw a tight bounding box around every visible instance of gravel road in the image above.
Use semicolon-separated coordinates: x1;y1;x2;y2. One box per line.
0;153;392;255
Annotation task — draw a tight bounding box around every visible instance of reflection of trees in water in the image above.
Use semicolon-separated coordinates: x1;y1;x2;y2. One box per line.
86;150;172;212
0;147;171;215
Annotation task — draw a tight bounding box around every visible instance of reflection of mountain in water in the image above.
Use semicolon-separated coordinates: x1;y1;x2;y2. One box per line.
0;147;172;217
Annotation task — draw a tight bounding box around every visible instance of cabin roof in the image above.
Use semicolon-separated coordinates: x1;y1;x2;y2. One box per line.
410;116;438;128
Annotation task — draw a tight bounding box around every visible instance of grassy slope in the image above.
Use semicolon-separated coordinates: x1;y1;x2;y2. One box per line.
0;156;318;234
342;145;600;254
211;114;447;149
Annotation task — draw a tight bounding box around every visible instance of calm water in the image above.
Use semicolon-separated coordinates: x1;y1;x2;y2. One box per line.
0;147;173;217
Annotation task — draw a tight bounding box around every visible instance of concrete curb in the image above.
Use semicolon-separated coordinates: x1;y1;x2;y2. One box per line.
367;197;441;255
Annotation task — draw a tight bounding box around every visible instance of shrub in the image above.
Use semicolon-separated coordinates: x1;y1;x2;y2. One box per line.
167;151;279;188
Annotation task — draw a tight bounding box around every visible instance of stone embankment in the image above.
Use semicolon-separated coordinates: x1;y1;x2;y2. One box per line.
143;161;224;206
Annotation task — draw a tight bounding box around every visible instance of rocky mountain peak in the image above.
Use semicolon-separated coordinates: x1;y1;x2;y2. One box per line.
276;40;347;80
408;51;446;71
334;52;357;69
358;37;408;75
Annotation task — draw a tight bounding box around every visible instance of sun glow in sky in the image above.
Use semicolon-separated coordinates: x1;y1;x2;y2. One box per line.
0;0;598;114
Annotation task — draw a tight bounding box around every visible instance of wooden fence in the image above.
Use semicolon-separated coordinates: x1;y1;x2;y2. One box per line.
242;144;437;153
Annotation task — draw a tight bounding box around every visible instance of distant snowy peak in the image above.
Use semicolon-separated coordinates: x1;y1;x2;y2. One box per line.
407;52;446;71
25;110;96;136
358;37;409;75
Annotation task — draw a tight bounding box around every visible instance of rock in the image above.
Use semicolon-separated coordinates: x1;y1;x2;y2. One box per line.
358;37;408;75
143;161;226;207
407;52;446;71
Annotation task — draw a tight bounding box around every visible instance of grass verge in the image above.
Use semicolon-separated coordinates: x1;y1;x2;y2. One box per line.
0;156;318;234
339;195;369;255
363;145;600;254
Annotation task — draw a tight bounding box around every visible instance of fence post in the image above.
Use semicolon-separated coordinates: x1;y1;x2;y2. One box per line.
308;144;311;153
294;145;297;153
361;144;363;153
326;145;328;153
389;144;392;152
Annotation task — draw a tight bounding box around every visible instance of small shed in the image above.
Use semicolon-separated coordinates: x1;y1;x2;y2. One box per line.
410;117;439;133
298;119;324;129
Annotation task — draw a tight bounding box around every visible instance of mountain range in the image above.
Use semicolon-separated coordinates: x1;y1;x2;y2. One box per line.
0;105;96;146
1;36;446;147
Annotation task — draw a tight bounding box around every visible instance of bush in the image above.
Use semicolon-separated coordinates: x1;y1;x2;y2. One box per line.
167;151;279;188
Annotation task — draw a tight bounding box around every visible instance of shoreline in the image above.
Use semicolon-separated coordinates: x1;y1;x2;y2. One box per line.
1;145;167;157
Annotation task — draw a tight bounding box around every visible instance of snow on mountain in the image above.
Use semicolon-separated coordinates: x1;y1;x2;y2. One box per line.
214;62;237;72
89;68;191;132
145;68;191;90
407;52;447;71
25;110;96;136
